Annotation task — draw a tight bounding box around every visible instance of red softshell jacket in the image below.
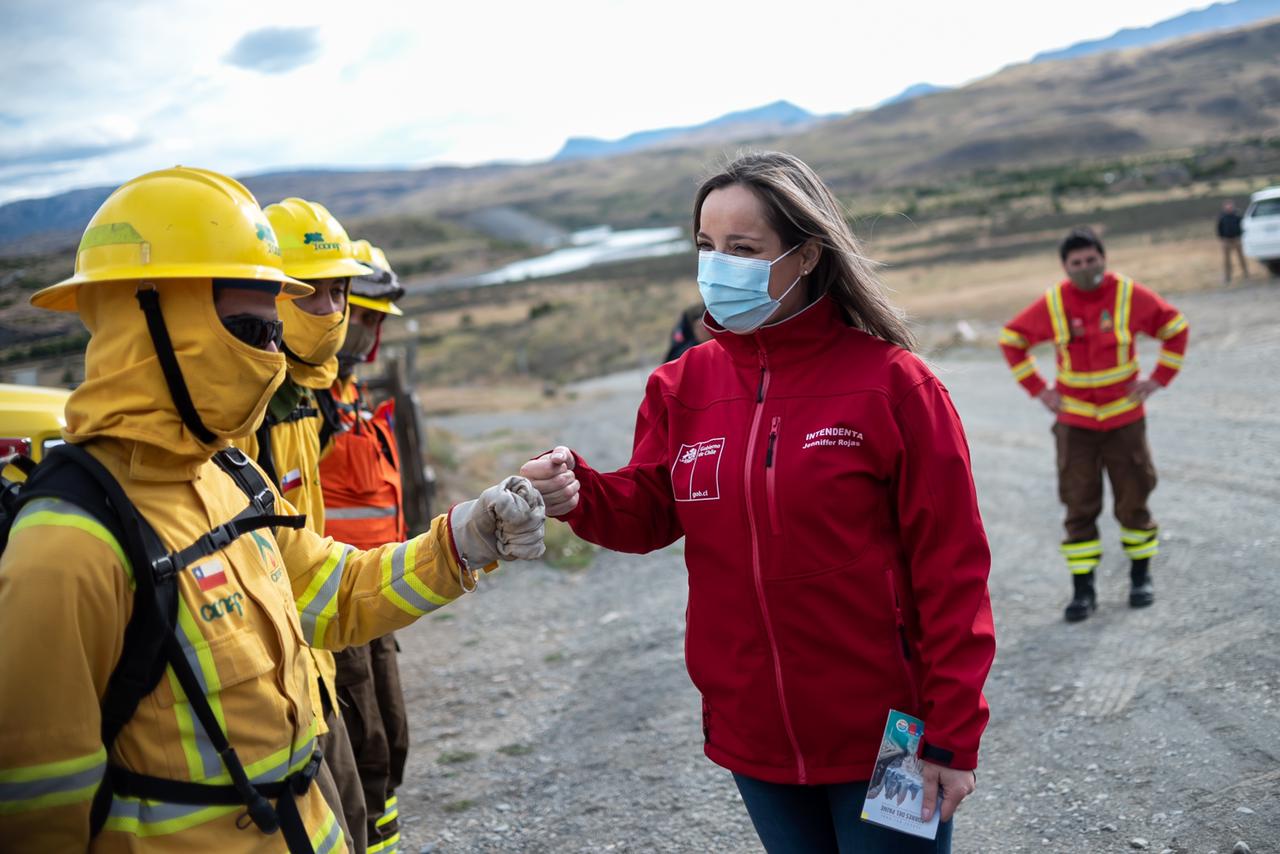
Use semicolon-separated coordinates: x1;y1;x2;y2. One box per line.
559;296;996;783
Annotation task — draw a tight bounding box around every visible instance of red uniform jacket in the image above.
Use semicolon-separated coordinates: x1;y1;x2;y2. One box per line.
559;297;995;783
1000;274;1189;431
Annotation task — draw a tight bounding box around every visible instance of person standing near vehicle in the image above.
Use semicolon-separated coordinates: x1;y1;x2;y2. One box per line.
522;151;993;853
318;241;411;854
1000;227;1189;622
0;166;546;852
1217;200;1249;283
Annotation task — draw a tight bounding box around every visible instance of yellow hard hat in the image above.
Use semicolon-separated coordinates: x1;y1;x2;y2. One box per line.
348;293;404;316
32;167;313;312
369;245;394;274
351;241;396;278
348;239;402;315
351;238;376;267
266;198;373;280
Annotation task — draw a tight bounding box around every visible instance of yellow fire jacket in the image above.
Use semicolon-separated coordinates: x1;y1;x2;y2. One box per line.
0;436;472;851
235;384;340;733
0;279;482;852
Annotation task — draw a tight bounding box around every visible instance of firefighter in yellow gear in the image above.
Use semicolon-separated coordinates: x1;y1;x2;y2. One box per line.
232;198;373;850
0;167;546;852
320;241;409;853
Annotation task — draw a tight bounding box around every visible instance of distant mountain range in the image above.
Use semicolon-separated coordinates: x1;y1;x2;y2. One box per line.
0;164;516;249
552;100;821;162
876;83;953;108
1032;0;1280;62
869;1;1280;115
4;0;1280;248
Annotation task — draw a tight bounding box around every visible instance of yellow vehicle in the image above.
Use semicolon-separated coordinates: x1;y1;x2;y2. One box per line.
0;383;70;470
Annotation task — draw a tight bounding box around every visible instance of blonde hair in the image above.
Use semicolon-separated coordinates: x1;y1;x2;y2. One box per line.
694;151;915;351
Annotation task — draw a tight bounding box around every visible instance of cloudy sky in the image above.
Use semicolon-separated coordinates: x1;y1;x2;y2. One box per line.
0;0;1217;204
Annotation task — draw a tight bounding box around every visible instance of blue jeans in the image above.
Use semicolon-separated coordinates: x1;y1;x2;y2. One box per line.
733;774;953;854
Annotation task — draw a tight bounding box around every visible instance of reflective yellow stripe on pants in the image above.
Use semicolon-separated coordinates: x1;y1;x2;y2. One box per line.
1120;526;1159;560
1061;539;1102;575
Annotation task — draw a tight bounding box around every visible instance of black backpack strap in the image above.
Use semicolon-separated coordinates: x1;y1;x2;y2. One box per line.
28;445;182;839
138;449;311;578
28;444;311;849
276;406;319;425
212;447;306;532
315;389;345;449
254;398;320;489
12;444;174;751
254;418;279;487
136;289;217;446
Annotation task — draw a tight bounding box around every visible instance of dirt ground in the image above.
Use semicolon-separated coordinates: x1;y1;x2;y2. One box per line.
389;279;1279;854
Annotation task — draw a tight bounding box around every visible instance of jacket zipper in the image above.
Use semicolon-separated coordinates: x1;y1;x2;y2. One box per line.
765;416;781;536
744;350;807;783
884;567;922;712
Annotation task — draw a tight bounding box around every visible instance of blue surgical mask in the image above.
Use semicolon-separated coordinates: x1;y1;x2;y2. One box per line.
698;244;802;334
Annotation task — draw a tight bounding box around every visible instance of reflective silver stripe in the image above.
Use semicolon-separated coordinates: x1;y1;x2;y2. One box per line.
298;546;350;645
106;739;316;832
107;795;230;829
249;739;317;785
170;625;222;780
323;505;398;520
315;808;345;854
389;541;440;615
0;760;104;807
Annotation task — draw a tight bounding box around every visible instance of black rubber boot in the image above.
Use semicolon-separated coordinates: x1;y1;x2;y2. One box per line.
1064;572;1097;622
1129;558;1155;608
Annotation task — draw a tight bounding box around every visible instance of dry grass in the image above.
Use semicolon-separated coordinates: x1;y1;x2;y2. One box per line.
887;230;1225;322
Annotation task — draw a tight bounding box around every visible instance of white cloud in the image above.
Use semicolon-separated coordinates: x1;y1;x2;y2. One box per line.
0;0;1224;204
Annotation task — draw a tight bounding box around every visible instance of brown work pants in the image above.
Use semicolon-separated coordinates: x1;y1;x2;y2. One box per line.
1222;237;1249;281
337;633;410;849
318;690;368;853
1055;418;1158;543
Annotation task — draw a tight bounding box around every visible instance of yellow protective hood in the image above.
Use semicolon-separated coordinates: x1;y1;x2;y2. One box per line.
64;279;286;477
280;298;348;389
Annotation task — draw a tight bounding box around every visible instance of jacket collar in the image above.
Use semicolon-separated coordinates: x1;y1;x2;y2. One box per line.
706;294;848;369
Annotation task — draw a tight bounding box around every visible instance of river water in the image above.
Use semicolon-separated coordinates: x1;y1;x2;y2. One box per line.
465;225;690;287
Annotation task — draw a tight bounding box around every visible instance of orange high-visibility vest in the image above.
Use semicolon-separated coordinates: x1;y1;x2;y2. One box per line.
319;377;406;550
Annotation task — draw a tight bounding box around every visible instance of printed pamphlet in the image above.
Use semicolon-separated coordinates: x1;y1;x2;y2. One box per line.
860;708;941;840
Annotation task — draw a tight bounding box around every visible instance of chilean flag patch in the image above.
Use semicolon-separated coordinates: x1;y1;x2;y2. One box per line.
279;468;302;493
192;558;228;591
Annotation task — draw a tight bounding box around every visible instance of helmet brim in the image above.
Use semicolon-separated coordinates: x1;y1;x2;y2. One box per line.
31;266;314;312
348;294;404;316
286;258;374;281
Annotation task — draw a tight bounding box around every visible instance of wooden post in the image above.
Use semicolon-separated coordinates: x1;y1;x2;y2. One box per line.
365;344;436;536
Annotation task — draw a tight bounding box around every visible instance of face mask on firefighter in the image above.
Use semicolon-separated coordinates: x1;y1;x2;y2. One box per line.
339;321;378;363
1067;264;1105;290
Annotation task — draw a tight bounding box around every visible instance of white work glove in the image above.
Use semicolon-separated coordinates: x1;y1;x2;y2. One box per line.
450;476;546;567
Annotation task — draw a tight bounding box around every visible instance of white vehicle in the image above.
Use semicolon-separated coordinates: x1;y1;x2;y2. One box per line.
1242;185;1280;276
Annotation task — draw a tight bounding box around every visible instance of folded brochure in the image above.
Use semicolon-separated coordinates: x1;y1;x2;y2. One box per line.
860;709;940;840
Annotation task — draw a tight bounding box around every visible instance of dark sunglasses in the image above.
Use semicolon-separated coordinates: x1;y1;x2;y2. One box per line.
221;314;284;351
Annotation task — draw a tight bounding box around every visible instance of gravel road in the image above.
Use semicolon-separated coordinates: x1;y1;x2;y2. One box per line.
392;282;1279;854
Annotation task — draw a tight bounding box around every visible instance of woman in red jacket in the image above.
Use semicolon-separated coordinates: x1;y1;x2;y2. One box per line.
522;151;995;853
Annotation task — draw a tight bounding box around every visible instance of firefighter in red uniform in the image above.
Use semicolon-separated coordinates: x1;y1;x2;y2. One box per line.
1001;227;1189;622
318;242;410;853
